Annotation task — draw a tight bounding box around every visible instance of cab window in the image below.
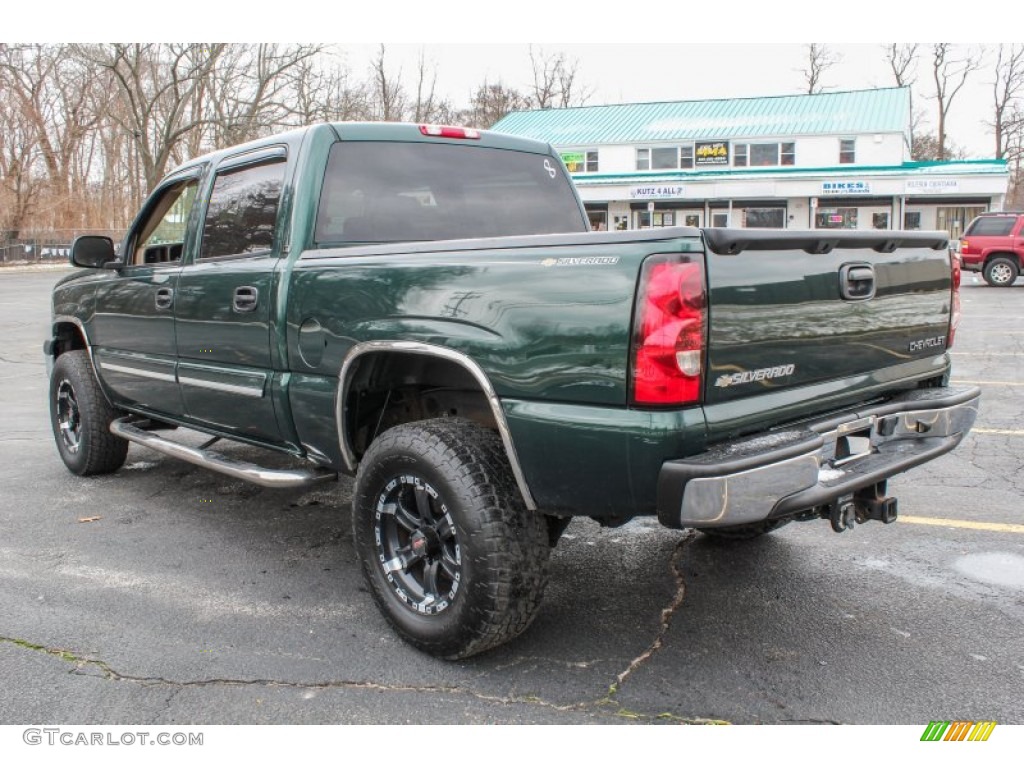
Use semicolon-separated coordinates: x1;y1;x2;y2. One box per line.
132;179;199;265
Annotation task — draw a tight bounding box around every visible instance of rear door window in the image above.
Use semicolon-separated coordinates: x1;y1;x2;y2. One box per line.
966;217;1016;236
314;142;587;246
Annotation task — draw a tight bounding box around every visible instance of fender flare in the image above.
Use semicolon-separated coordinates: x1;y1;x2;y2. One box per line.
335;340;537;510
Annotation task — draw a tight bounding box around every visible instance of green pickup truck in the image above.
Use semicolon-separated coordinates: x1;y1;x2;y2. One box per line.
46;122;980;659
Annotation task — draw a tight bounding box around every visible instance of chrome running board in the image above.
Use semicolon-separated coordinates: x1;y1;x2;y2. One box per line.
110;417;337;489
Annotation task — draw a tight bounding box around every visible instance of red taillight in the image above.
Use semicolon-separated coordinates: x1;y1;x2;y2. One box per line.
949;251;962;349
959;239;970;254
631;255;706;405
419;124;481;140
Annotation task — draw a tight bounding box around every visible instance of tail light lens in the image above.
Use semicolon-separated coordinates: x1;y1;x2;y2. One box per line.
631;254;706;405
959;239;970;254
949;251;962;349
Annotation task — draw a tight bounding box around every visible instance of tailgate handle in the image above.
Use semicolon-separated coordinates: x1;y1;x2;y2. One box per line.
839;263;876;301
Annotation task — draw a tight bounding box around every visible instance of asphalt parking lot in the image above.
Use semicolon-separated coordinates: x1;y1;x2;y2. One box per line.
1;268;1022;725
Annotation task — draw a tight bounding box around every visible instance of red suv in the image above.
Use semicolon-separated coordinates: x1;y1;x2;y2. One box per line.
959;212;1024;287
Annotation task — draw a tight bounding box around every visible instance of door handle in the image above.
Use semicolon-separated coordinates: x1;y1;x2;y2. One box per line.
839;263;876;301
233;286;259;313
155;287;174;310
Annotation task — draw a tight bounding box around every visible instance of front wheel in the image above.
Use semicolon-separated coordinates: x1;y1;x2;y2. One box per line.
49;350;128;476
983;256;1019;287
352;419;549;659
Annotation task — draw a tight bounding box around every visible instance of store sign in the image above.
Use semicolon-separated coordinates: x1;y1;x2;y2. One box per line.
905;179;960;194
629;185;683;199
821;180;872;195
560;152;585;172
695;141;729;166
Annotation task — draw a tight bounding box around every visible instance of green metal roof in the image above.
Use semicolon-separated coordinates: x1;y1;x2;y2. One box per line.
492;88;912;145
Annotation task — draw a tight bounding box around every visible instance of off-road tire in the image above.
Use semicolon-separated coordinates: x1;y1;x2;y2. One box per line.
352;418;549;659
983;256;1019;287
696;518;791;541
49;350;128;475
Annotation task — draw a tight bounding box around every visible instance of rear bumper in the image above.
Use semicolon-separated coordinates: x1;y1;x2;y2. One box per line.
657;385;980;529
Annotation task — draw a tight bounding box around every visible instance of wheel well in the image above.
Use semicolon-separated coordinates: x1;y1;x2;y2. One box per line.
985;252;1021;268
52;322;87;357
344;351;497;461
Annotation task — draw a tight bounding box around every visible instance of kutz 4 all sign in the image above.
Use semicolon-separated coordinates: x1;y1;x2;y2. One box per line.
920;721;997;742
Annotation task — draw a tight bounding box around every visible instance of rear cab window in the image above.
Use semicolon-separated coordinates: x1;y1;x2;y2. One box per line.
314;142;587;246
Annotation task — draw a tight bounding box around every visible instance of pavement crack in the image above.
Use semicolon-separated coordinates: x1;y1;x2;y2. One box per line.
607;531;696;698
2;632;727;723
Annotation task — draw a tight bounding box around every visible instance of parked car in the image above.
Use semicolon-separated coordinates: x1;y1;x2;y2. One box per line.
46;122;979;658
959;211;1024;286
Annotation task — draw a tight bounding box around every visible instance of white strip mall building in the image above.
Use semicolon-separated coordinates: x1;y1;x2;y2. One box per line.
493;87;1009;238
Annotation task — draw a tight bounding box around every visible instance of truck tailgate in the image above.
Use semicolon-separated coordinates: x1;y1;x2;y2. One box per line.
701;229;952;414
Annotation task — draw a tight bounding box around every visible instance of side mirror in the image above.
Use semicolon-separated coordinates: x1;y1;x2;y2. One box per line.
70;236;118;269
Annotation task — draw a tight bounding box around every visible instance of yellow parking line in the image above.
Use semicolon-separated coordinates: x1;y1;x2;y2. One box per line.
972;428;1024;436
951;380;1024;387
900;516;1024;534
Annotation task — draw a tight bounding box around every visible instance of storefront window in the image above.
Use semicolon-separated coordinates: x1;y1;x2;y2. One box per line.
635;210;677;228
872;212;890;229
561;150;598;173
937;206;986;239
744;207;786;228
652;147;679;170
840;139;856;164
904;212;922;230
684;214;700;227
712;213;729;227
733;142;794;167
587;210;608;231
636;145;695;170
816;207;858;229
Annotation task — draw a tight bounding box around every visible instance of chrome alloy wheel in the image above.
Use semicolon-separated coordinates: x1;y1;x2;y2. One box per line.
373;475;462;615
55;379;82;453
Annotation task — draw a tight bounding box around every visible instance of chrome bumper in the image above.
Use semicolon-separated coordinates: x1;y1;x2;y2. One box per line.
657;386;981;529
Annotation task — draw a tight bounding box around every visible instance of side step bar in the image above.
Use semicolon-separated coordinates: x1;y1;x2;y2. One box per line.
110;417;337;489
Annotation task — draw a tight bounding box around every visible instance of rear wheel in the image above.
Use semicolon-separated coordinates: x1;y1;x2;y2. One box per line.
352;418;549;659
696;518;790;541
49;350;128;476
983;256;1019;287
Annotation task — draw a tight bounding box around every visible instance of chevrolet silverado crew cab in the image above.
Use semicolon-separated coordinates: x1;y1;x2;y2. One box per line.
958;211;1024;286
46;123;980;659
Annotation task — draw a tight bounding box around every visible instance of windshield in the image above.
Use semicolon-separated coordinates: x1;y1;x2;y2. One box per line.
314;141;587;246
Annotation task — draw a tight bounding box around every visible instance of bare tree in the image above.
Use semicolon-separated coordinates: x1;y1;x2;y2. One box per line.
80;43;228;192
462;81;528;128
527;46;590;109
884;43;919;87
991;44;1024;159
801;44;840;95
370;45;406;122
205;44;324;146
291;53;371;124
930;44;981;161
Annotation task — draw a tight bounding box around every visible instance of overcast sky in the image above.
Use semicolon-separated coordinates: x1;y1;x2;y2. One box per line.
338;43;1002;159
13;3;1010;159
